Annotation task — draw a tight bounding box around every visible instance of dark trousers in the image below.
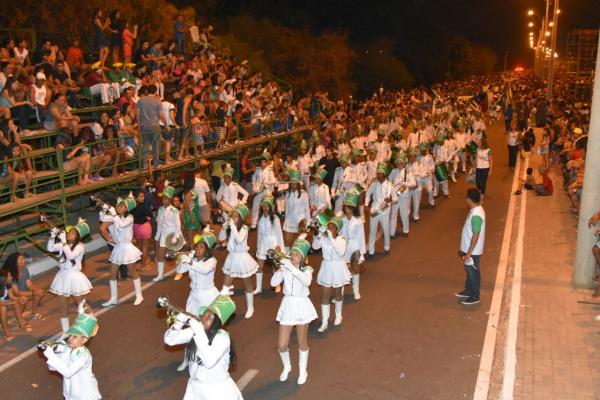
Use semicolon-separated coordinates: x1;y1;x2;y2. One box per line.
508;145;519;167
475;168;490;195
464;254;481;299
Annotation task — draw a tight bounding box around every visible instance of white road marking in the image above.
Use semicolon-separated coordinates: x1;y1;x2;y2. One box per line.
473;157;524;400
0;265;179;374
501;158;528;400
236;368;259;391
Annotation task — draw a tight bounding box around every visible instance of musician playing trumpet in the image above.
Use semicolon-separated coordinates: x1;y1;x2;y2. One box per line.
365;163;396;257
282;169;311;248
254;194;284;295
155;186;183;282
173;231;219;372
389;155;417;238
250;152;277;229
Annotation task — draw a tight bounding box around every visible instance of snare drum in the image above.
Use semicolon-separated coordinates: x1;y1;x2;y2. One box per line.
434;163;449;182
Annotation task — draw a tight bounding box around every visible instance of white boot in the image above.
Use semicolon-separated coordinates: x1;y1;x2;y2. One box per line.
298;349;309;385
278;350;292;381
352;274;361;300
318;304;329;332
253;272;263;294
334;299;343;326
102;280;118;307
153;262;164;281
177;350;189;372
245;292;254;319
133;278;144;305
60;317;70;333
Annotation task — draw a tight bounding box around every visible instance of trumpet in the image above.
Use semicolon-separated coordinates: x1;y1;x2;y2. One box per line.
156;296;203;328
40;213;64;235
166;250;194;263
90;195;113;213
38;338;68;353
266;248;290;268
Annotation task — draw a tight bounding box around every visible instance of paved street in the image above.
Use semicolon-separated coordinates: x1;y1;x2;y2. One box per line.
0;121;514;399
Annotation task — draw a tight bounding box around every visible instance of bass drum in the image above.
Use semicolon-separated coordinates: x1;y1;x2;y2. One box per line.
434;163;449;182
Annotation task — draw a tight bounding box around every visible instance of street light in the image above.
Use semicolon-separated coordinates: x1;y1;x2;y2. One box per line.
528;22;534;27
528;9;534;16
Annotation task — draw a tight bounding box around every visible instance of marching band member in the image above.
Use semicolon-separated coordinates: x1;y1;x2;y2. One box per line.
275;169;289;218
408;121;424;149
297;141;313;192
418;143;436;208
389;155;417;238
216;167;249;209
154;186;183;282
182;176;203;246
372;130;392;163
351;149;368;221
282;169;311;247
311;130;326;162
432;133;451;198
271;237;317;385
406;149;424;222
453;126;469;173
220;205;258;319
336;133;351;158
330;154;354;213
174;231;220;372
101;195;144;307
254;194;284;294
444;129;459;182
164;295;242;400
47;220;93;333
364;148;378;185
250;153;277;229
314;215;350;332
309;169;331;219
340;193;366;300
365;163;396;256
42;306;101;400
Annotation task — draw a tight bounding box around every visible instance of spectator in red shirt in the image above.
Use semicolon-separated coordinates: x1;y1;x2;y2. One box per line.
534;166;553;196
66;39;84;73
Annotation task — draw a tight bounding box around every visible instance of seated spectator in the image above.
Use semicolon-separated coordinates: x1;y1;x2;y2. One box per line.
44;92;80;135
52;61;81;107
28;72;51;122
83;63;113;105
8;146;34;201
66;39;84;73
0;268;32;342
521;167;536;190
534;166;553;197
56;130;91;185
2;252;45;320
0;118;33;171
0;78;31;131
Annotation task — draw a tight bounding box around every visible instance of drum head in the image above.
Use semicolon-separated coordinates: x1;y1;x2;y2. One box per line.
165;232;186;251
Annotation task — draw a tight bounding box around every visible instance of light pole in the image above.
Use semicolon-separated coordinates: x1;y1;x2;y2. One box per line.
547;1;560;99
527;9;545;78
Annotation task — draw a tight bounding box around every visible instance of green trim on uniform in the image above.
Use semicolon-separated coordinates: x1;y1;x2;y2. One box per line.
471;215;483;233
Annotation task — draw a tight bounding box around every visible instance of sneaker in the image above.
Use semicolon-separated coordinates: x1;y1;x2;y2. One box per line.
454;291;469;298
461;297;480;305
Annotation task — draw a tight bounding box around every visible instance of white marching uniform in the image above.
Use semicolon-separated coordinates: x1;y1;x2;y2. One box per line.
331;166;356;213
164;319;242;400
282;190;310;233
216;182;249;209
256;215;285;260
314;231;351;288
270;259;318;325
372;140;392;163
44;346;101;400
340;216;366;263
418;154;435;206
47;239;92;297
222;224;258;278
250;166;277;227
297;154;313;190
177;255;220;315
366;179;396;254
155;205;183;247
389;168;416;236
309;183;331;216
407;161;424;221
100;213;142;265
454;132;468;172
432;143;450;196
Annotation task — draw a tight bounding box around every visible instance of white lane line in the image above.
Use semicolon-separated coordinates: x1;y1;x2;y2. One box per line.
501;158;528;400
473;157;524;400
236;368;259;391
0;265;178;374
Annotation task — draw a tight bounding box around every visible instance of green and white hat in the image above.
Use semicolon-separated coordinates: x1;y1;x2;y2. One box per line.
291;238;311;258
159;185;176;199
339;154;349;164
328;215;343;231
419;142;430;151
207;295;236;325
376;162;388;175
261;193;275;208
299;140;308;150
351;148;363;158
223;167;235;178
288;169;301;184
436;133;446;142
313;168;327;181
117;195;137;212
66;218;90;238
314;208;335;227
395;154;408;165
260;151;271;161
235;204;249;220
344;192;359;207
67;312;98;338
407;147;419;157
194;232;217;249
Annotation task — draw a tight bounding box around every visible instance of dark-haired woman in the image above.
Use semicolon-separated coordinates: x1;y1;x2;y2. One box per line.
174;231;220;372
254;194;284;294
93;9;110;67
282;170;310;248
47;221;93;333
164;295;242;400
341;193;366;300
2;252;45;320
0;269;32;341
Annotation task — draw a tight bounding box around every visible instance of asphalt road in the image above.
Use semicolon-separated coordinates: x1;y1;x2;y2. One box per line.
0;120;513;400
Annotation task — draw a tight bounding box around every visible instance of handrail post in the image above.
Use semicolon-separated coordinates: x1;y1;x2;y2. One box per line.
56;149;68;226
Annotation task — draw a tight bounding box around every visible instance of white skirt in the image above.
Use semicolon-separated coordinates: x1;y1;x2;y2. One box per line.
317;260;351;288
276;296;318;326
109;242;142;265
186;287;220;315
183;377;242;400
49;269;93;297
256;235;277;260
223;252;259;278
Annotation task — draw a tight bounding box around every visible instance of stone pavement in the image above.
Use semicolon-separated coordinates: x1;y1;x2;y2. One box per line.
513;162;600;399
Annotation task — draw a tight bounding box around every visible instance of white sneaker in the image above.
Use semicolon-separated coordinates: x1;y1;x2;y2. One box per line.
245;308;254;319
133;296;144;306
102;298;118;307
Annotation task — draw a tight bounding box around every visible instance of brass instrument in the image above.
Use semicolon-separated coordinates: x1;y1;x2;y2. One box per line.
38;338;68;353
40;213;64;235
215;200;236;224
266;248;290;268
370;201;391;217
156;296;203;328
164;233;186;259
90;195;113;213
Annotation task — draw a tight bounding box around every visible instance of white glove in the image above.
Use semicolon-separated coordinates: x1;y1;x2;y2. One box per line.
101;203;110;211
171;235;179;245
43;346;55;359
179;254;192;265
318;225;327;235
188;316;203;334
58;231;67;244
50;227;59;237
109;207;116;216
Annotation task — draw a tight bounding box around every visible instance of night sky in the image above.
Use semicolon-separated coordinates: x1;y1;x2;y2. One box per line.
188;0;600;68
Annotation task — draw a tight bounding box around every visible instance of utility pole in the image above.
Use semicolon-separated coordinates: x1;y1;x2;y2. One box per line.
573;35;600;288
547;0;559;99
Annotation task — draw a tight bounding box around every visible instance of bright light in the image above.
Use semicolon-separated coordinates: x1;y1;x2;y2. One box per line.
528;22;534;27
529;32;534;36
514;66;524;72
549;22;554;27
545;31;551;36
554;52;558;58
557;9;561;14
528;9;534;16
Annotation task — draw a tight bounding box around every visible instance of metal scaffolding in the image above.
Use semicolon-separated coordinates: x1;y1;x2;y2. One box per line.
564;29;599;100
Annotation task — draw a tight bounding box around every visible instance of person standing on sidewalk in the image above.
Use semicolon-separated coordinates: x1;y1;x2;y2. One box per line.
137;85;168;168
456;188;486;305
475;138;493;202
